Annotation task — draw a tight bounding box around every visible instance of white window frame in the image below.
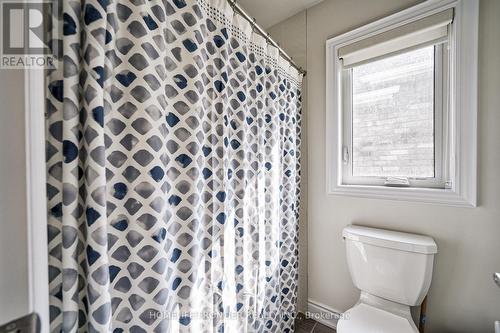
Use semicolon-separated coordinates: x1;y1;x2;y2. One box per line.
325;0;478;207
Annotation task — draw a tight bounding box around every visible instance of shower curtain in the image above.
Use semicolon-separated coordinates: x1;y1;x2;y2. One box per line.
46;0;302;332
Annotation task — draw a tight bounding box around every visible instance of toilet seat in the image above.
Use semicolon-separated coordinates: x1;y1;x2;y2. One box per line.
337;303;418;333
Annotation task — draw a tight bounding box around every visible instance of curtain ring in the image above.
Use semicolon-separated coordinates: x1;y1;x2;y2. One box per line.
252;18;257;33
267;33;274;46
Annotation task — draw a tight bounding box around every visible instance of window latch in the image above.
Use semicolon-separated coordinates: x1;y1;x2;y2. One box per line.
342;146;349;164
384;177;410;187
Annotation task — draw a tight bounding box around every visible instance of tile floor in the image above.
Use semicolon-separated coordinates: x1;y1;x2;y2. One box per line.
295;313;336;333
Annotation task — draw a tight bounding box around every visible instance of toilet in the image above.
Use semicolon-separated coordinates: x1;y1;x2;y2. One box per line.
337;225;438;333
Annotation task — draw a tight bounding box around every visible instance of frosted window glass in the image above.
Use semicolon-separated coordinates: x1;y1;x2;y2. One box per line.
352;46;435;178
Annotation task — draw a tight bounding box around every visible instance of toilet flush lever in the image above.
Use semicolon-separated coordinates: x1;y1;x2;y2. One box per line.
494;272;500;288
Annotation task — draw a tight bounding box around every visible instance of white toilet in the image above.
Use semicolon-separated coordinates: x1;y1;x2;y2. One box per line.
337;225;437;333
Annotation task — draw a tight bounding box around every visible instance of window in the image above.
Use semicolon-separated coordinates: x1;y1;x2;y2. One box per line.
343;44;448;188
326;0;478;206
352;47;435;179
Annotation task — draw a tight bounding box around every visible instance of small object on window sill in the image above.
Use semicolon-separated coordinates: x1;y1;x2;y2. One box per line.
384;177;410;187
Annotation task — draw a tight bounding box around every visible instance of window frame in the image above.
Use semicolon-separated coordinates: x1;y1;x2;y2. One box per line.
325;0;478;207
341;44;448;189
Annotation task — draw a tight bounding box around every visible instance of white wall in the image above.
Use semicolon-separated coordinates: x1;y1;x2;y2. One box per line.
271;0;500;331
0;69;30;323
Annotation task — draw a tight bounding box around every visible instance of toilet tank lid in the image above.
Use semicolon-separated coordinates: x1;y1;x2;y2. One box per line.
343;225;438;254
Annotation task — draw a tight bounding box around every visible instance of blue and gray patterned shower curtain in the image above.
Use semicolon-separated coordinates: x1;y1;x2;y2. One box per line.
46;0;302;332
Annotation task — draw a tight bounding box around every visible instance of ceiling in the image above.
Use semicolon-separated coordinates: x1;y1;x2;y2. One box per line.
237;0;323;28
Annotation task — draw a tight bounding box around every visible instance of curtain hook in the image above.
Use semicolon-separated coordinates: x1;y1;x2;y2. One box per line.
252;18;258;33
267;33;274;46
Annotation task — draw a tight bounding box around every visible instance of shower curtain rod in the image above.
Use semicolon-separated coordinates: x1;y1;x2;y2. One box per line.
227;0;307;76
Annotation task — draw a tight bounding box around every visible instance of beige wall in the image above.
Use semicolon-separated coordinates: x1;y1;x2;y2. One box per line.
0;69;29;323
269;11;309;312
270;0;500;331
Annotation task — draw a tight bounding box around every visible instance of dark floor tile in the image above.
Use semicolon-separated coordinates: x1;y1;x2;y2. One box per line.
295;326;314;333
295;313;317;332
312;322;336;333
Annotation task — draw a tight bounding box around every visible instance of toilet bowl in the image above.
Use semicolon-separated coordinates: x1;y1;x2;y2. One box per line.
337;225;437;333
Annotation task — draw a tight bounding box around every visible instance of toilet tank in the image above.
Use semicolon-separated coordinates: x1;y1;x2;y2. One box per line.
343;225;437;306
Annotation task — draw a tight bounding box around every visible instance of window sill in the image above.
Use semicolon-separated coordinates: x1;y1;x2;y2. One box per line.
328;183;476;207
